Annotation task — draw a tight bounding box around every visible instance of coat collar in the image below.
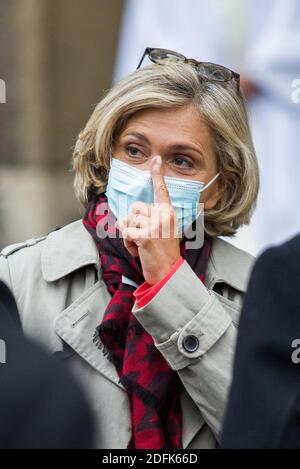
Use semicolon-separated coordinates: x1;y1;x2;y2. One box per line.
42;219;254;293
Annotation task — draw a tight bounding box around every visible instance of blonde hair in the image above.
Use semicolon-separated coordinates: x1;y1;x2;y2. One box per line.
72;62;259;237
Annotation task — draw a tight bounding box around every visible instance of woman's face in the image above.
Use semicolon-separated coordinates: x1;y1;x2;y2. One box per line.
113;104;220;209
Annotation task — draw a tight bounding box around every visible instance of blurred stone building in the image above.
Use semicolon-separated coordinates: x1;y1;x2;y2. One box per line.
0;0;124;247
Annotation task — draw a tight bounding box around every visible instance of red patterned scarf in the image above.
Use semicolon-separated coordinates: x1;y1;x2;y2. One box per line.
83;193;212;449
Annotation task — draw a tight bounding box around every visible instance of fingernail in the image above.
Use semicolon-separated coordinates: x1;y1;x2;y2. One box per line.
153;155;162;166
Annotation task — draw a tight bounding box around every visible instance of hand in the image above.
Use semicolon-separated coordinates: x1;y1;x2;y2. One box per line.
115;155;181;286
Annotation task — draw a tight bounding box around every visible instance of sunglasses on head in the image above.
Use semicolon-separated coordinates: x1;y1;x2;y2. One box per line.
137;47;240;92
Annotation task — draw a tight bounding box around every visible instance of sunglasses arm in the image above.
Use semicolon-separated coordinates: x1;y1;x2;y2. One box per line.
136;47;152;69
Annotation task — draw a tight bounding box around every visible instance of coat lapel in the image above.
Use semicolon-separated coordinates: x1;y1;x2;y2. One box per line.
54;280;126;391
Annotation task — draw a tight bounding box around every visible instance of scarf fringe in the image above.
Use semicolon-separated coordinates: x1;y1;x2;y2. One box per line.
96;318;127;347
92;328;114;363
97;318;128;338
93;325;176;413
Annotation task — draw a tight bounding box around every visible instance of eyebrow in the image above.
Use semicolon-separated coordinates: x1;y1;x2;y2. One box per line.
123;132;151;145
122;131;204;155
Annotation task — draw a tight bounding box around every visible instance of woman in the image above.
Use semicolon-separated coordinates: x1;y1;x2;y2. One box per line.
0;48;259;449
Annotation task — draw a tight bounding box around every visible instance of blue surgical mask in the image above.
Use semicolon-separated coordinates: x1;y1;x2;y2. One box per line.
105;157;220;235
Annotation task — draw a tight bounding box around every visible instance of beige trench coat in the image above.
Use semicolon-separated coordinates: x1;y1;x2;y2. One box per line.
0;220;255;449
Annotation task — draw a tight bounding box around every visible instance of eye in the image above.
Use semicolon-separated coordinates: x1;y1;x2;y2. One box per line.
124;145;144;158
173;156;193;168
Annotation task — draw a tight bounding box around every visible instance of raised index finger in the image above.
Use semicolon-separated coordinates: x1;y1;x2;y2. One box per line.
151;155;172;205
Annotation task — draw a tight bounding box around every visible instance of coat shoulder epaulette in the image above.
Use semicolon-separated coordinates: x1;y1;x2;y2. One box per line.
0;226;61;259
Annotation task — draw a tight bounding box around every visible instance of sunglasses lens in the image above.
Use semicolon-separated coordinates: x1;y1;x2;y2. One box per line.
149;49;185;65
197;63;231;81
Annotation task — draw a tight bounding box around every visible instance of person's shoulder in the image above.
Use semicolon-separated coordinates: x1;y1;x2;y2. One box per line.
0;226;62;261
253;233;300;278
0;219;98;290
210;237;256;293
212;237;255;272
0;226;60;295
276;233;300;258
0;220;84;262
213;237;255;263
0;226;64;291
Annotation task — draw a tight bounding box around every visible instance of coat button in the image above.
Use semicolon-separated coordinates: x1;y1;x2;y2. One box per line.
182;335;199;353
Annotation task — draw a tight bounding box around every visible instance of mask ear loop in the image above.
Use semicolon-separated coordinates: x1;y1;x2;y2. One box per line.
200;172;221;193
194;172;221;220
180;172;221;242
